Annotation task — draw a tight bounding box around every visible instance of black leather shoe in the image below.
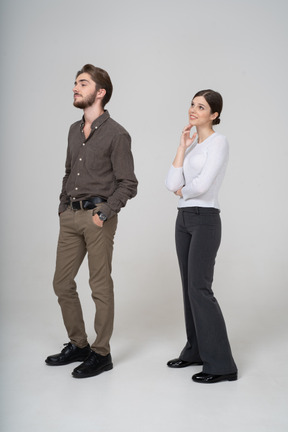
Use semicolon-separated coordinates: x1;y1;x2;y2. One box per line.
72;351;113;378
45;343;91;366
167;358;203;368
192;371;238;383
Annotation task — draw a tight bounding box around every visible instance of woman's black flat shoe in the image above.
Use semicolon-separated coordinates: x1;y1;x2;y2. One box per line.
192;371;238;383
167;358;203;368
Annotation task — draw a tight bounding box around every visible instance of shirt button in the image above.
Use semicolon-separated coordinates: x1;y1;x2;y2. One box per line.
75;187;78;190
95;126;98;129
77;173;80;176
79;158;82;161
82;143;85;146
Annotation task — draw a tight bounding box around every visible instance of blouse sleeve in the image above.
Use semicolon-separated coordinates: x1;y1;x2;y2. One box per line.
165;165;185;192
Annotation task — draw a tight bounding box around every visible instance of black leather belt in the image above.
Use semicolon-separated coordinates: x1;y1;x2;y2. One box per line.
70;196;106;210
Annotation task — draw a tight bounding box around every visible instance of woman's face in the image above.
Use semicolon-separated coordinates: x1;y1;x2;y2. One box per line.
188;96;217;127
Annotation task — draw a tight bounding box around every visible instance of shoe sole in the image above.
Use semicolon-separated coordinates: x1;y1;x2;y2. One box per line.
72;363;113;379
45;356;90;366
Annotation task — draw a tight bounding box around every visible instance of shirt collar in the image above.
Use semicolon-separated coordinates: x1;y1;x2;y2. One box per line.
80;110;110;130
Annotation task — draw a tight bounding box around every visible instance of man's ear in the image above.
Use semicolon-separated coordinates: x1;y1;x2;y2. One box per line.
97;88;106;100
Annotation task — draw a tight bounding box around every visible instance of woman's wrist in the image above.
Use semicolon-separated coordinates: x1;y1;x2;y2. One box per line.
172;147;186;167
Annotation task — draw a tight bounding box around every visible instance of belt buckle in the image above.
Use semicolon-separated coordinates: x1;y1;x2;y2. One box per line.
71;201;80;210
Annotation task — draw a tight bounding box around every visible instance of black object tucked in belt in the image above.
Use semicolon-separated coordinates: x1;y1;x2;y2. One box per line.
71;196;107;210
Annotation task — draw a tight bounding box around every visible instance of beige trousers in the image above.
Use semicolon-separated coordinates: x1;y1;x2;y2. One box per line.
53;207;118;356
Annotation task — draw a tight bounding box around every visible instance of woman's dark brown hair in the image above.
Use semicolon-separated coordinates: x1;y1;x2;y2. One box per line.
193;89;223;125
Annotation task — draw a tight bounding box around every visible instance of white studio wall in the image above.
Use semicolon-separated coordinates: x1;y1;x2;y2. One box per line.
1;0;287;334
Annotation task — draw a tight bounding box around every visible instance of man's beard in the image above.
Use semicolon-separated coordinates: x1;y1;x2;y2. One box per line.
73;89;97;109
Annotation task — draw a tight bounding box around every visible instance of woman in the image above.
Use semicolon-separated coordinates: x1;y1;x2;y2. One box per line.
165;90;237;384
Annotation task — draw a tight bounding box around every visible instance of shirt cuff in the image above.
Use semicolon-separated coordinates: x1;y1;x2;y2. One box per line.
93;203;116;219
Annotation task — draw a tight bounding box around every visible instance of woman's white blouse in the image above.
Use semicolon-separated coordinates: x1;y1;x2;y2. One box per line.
165;133;229;210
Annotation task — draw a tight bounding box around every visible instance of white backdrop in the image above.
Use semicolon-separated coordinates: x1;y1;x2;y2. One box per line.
0;0;287;384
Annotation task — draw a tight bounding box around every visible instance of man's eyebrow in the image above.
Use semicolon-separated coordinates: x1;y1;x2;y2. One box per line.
74;79;90;85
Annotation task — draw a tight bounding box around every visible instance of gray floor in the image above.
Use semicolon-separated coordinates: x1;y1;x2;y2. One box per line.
1;300;287;432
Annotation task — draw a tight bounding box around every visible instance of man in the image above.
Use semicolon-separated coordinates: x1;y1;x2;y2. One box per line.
45;64;138;378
